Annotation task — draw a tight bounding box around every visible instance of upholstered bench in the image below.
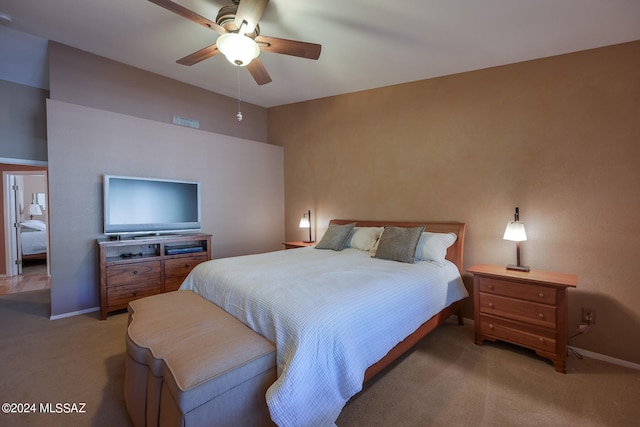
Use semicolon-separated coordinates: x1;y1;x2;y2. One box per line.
125;290;276;427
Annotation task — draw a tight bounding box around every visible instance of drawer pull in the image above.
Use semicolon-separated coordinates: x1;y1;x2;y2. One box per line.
133;270;138;275
133;291;138;296
488;284;494;290
539;313;545;318
489;324;494;329
538;292;544;298
184;264;189;269
539;337;545;343
488;303;494;308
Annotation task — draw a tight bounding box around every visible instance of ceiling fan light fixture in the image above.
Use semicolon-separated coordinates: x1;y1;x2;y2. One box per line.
216;33;260;67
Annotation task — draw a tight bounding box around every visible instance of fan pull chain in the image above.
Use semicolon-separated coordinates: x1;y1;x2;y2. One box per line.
236;67;243;122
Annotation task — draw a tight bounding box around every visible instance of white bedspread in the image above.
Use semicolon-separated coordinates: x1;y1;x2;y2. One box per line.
180;247;468;426
20;229;47;255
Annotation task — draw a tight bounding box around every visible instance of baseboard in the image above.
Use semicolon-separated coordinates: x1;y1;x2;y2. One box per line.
465;319;639;371
569;346;640;371
44;313;639;369
50;306;99;320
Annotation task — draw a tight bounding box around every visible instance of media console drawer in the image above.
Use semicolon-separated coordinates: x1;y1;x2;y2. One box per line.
98;234;212;320
107;281;162;308
106;261;161;286
164;254;209;292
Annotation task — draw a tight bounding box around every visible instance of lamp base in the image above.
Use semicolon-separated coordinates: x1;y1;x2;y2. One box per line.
506;264;530;272
303;240;315;243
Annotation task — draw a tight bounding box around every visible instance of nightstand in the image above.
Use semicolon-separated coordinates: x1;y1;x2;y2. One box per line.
468;264;577;373
281;241;316;249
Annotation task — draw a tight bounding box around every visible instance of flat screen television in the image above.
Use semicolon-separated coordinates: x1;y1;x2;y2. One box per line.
103;174;201;236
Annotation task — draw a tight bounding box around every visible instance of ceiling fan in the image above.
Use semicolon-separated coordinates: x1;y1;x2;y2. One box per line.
148;0;322;85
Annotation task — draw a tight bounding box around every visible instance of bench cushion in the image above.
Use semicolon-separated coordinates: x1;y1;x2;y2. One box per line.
125;290;276;427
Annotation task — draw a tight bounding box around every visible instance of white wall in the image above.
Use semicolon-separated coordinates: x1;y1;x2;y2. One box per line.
47;100;284;317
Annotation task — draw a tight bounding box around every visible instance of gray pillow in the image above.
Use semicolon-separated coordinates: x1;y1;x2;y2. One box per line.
315;222;357;251
374;225;425;263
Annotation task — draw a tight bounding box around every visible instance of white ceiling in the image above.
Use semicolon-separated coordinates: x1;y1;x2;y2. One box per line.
1;0;639;108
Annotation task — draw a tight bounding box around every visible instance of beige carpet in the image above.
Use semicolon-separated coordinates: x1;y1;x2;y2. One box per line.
0;289;130;427
1;290;638;427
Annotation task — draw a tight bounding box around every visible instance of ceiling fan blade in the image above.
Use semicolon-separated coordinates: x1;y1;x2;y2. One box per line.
148;0;227;34
246;58;272;85
255;35;321;60
177;44;220;66
234;0;269;34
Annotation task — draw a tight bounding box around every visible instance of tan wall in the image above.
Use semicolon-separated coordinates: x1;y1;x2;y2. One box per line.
0;80;48;162
48;42;268;143
268;41;640;364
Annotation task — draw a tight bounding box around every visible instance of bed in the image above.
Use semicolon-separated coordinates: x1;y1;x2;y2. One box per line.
19;219;47;261
180;219;467;426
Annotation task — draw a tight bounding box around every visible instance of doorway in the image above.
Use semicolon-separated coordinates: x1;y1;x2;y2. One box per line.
1;171;49;294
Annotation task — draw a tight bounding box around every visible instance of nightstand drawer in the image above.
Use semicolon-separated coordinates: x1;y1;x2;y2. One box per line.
479;293;557;328
479;277;557;305
479;314;556;353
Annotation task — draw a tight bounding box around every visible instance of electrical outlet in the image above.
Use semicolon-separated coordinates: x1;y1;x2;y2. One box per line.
582;307;596;325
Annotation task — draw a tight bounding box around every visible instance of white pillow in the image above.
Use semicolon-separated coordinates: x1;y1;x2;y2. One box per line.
415;232;457;266
346;227;384;251
21;219;47;231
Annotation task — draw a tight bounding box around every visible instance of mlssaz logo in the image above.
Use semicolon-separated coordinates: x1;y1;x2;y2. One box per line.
40;402;87;413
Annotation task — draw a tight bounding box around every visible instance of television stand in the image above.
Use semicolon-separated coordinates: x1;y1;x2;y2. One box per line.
97;233;212;320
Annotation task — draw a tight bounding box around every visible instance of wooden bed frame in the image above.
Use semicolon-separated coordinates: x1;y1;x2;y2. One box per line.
22;252;47;261
328;219;467;383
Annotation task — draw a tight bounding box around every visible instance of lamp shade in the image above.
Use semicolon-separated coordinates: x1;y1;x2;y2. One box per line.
299;210;314;243
28;203;42;216
503;221;527;242
216;33;260;66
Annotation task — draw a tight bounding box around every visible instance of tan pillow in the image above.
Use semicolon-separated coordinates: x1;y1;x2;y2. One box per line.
345;227;384;251
315;222;356;251
373;225;425;263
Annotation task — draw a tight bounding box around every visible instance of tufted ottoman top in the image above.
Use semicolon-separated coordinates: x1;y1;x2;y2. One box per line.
127;290;276;413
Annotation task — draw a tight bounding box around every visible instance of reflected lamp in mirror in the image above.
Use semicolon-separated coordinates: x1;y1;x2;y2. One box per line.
299;210;314;243
503;207;530;272
28;203;42;220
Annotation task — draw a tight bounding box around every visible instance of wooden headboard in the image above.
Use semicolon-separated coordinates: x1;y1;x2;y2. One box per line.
329;219;466;273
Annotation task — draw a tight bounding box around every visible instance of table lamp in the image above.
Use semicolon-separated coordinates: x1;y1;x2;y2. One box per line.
503;207;530;272
299;210;314;243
